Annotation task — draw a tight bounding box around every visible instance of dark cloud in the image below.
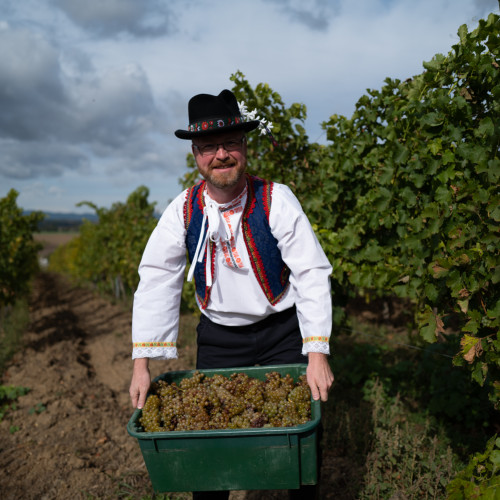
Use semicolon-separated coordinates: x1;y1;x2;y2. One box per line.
51;0;178;38
0;25;170;180
0;28;71;141
0;139;90;179
267;0;340;31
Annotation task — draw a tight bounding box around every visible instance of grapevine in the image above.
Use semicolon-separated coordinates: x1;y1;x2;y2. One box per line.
139;371;312;432
0;189;44;307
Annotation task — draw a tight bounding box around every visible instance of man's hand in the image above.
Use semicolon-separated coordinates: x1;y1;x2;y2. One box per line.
129;358;151;409
306;352;334;402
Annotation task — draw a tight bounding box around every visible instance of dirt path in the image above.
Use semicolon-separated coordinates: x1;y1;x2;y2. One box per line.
1;273;342;500
0;272;197;500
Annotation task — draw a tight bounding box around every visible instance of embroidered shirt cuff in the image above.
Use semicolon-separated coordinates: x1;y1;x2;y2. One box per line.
302;337;330;355
132;343;178;360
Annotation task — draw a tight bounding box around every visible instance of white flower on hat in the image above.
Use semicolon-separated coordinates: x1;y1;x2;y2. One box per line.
238;101;272;136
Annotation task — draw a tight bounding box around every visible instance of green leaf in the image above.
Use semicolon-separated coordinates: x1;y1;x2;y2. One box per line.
442;150;455;165
429;139;442;155
424;282;439;302
487;158;500;183
458;24;468;41
417;307;439;343
362;241;384;262
435;185;451;204
421;112;444;128
463;318;480;334
400;186;417;207
475;117;495;137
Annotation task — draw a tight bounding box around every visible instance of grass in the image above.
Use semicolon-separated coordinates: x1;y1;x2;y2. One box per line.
0;300;32;426
332;377;459;499
0;298;30;374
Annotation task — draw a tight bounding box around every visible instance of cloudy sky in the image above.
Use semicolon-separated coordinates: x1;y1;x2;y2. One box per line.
1;0;498;215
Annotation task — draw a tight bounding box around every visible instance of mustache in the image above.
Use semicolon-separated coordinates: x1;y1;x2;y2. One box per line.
211;161;236;169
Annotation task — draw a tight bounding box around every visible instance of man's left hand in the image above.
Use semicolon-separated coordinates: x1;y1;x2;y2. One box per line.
306;352;334;401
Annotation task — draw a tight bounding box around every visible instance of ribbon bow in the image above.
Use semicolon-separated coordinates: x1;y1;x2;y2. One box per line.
187;200;231;287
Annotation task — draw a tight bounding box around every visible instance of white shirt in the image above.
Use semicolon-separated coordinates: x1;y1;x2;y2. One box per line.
132;181;332;360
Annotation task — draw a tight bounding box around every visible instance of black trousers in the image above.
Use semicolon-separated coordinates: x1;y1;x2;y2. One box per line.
192;307;318;500
196;306;305;370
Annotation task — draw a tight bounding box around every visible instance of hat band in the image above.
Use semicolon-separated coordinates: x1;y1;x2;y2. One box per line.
188;116;242;133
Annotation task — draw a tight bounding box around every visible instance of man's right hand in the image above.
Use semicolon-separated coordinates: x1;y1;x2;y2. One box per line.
129;358;151;409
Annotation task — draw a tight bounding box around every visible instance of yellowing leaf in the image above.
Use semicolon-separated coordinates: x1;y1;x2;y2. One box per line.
456;254;471;265
463;346;476;363
432;265;448;278
460;335;482;364
460;334;475;349
435;314;445;335
457;299;469;313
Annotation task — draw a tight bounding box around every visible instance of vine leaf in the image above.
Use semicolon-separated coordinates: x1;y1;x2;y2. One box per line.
461;335;483;363
418;308;446;343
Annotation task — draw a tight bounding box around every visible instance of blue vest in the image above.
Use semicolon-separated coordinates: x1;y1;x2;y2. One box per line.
184;175;290;309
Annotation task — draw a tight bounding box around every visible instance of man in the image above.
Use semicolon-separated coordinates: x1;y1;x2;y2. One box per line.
129;89;334;498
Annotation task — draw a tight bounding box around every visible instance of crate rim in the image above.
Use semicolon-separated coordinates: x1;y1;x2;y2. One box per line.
127;363;320;439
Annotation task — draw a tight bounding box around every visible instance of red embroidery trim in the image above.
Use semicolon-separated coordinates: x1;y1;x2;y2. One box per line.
184;187;192;229
263;181;272;223
184;180;205;229
242;176;287;305
196;180;205;212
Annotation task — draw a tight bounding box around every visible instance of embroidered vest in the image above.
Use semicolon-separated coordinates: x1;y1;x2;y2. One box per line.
184;175;290;309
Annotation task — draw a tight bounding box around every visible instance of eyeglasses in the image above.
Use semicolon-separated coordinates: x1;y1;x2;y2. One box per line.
192;137;246;156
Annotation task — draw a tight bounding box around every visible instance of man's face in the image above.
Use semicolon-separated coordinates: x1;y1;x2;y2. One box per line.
192;131;247;191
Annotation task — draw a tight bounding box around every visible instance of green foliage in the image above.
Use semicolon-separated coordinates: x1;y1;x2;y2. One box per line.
0;384;30;422
0;189;44;307
318;14;499;402
332;334;494;454
446;435;500;500
215;15;499;403
58;186;158;298
48;236;82;276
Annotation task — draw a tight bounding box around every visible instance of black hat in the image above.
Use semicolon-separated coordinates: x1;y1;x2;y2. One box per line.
175;89;260;139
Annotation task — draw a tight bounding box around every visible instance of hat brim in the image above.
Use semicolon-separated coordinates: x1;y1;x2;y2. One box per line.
175;120;260;139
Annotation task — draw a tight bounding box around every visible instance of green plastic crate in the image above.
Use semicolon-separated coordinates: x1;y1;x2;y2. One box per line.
127;363;321;492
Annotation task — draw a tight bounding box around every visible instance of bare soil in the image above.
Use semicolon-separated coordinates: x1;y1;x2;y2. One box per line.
33;233;78;259
0;245;345;499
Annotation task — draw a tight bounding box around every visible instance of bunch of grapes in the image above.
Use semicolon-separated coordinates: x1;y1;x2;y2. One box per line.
139;394;162;432
139;371;313;432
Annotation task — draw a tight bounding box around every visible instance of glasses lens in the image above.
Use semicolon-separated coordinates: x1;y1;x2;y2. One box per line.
199;145;216;155
224;139;242;151
196;137;244;156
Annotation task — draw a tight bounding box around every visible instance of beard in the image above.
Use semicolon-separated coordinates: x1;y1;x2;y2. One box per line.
200;162;246;190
